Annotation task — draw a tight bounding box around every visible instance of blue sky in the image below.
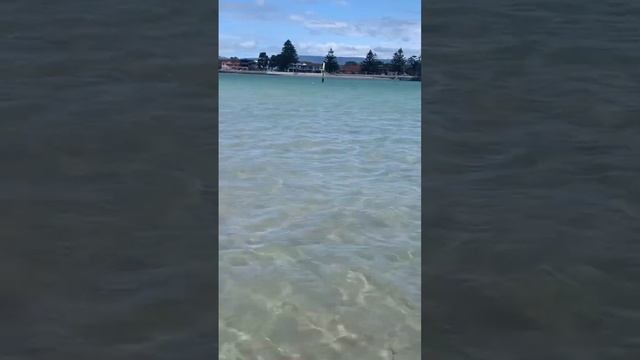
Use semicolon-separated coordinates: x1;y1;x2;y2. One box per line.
219;0;420;59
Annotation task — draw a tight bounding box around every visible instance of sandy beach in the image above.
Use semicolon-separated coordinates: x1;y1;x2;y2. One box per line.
219;69;419;81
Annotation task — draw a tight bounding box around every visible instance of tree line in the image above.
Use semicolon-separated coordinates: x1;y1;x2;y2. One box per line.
254;40;421;78
359;49;422;77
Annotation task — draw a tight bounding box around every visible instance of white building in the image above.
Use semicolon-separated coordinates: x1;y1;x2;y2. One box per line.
287;62;322;73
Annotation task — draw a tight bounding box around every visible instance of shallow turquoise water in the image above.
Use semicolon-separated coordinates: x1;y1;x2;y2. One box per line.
219;73;421;359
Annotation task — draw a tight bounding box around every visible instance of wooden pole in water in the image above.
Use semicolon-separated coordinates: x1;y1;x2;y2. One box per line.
321;61;325;83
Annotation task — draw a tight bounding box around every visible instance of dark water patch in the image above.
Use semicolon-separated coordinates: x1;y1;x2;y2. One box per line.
424;0;640;358
0;0;217;358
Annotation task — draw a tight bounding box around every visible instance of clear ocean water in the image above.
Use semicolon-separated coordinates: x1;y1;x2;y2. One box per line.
219;73;421;359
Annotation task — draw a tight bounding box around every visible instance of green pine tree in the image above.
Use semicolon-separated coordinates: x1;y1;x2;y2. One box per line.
360;50;378;74
269;54;279;70
257;52;269;70
278;40;299;71
324;48;340;73
407;55;421;79
391;48;406;75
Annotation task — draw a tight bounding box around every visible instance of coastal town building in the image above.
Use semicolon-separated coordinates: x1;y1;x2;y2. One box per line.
287;62;322;73
220;58;242;70
341;63;361;74
219;58;258;71
239;58;259;70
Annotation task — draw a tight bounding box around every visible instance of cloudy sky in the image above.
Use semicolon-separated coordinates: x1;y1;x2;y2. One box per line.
219;0;420;59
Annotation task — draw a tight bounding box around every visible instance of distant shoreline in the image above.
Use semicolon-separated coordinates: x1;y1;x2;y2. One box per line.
219;69;419;81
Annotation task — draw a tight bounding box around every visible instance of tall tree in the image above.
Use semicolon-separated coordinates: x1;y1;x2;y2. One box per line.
324;48;339;73
257;52;269;70
278;39;299;71
269;54;279;70
407;55;421;78
360;50;378;74
391;48;406;74
406;55;417;76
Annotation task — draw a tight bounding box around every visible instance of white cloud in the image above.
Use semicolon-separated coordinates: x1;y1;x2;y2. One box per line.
219;35;259;56
288;14;420;50
297;42;372;57
307;20;351;31
239;40;257;49
221;0;278;20
291;0;348;5
295;41;418;58
289;14;366;36
289;14;304;21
